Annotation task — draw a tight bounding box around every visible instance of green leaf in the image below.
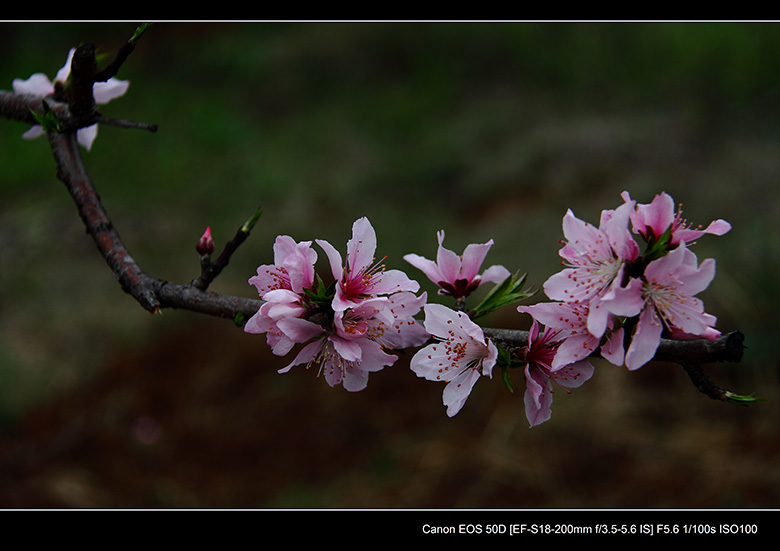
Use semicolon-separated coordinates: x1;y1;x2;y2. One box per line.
29;101;61;133
501;366;514;393
130;23;155;44
724;391;767;407
241;206;263;234
643;224;674;261
471;270;536;319
303;272;336;307
495;344;512;369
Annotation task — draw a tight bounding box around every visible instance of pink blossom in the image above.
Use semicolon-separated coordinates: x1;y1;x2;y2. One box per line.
543;200;640;338
12;48;130;151
522;319;595;427
334;292;430;350
317;217;419;311
517;301;626;369
279;323;398;391
610;243;720;370
248;235;317;296
403;230;511;299
410;303;498;417
245;236;318;353
276;295;427;392
244;289;311;356
621;191;731;247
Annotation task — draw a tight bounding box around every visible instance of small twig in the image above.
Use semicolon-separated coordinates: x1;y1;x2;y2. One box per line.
94;23;154;82
191;208;263;291
94;115;158;133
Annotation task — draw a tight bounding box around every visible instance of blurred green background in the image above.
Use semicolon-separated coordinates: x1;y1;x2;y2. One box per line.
1;21;779;508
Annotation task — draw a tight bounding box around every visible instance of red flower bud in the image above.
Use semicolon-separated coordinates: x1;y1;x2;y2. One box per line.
196;226;214;256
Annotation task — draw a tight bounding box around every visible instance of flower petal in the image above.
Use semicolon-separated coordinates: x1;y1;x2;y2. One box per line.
94;78;129;104
12;73;54;96
442;366;482;417
346;217;377;274
460;240;493;282
625;305;664;370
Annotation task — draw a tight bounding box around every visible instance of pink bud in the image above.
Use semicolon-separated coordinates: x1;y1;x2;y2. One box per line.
196;226;214;256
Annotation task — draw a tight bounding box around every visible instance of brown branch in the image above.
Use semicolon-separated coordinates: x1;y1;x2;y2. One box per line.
0;90;69;126
45;126;748;371
47;129;262;321
483;327;744;367
49;130;162;312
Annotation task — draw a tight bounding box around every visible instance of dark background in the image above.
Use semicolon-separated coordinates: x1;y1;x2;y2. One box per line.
0;22;778;508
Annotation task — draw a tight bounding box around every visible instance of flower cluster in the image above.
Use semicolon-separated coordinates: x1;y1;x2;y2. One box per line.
245;192;731;427
525;190;730;372
245;217;429;392
13;48;130;151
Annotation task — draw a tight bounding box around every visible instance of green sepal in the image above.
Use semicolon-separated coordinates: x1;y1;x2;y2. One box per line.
500;366;514;393
29;101;61;133
303;272;336;307
495;344;513;369
643;224;674;262
233;311;245;327
471;270;536;319
724;391;767;407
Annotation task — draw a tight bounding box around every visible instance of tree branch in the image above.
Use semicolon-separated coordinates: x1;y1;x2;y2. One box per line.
483;327;745;367
47;129;262;321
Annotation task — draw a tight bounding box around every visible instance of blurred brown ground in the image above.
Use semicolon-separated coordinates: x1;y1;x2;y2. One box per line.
0;317;777;509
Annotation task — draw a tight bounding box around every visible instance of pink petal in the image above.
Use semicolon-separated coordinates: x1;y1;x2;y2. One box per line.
410;343;456;381
276;317;325;343
604;201;640;262
346;217;377;274
435;231;463;284
279;340;323;373
272;235;298;265
460;240;493;282
550;359;594;389
552;333;597;370
21;125;45;140
679;257;716;297
480;264;511;284
93;78;129;104
341;367;369;392
76;124;98;151
370;269;420;296
315;238;343;282
442;367;482;417
524;366;552;427
600;327;625;366
55;49;75;85
625;305;663;370
355;339;397;373
637;192;675;238
12;73;54;96
403;253;445;284
331;336;362;363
